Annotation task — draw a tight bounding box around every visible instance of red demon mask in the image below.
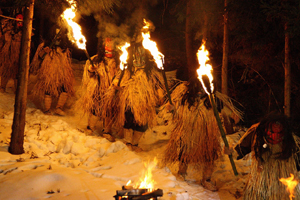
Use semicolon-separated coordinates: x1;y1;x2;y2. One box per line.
16;14;23;27
266;121;284;144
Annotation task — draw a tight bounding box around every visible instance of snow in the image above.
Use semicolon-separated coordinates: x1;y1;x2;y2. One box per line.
0;61;250;200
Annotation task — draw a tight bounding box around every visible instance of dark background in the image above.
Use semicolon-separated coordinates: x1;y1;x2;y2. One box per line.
1;0;300;131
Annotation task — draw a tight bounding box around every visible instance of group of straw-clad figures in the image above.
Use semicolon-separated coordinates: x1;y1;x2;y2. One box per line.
1;16;300;199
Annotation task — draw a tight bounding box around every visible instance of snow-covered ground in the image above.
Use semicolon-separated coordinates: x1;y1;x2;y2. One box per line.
0;61;250;200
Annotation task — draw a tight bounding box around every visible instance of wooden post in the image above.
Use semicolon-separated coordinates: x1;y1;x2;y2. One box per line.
209;93;238;176
9;0;35;154
161;70;173;105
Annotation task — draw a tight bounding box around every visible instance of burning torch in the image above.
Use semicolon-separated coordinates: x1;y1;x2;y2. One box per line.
61;0;96;69
117;42;130;86
142;19;173;105
280;174;298;200
196;41;238;176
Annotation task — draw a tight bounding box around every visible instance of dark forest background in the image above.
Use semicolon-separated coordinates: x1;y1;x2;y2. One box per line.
1;0;300;132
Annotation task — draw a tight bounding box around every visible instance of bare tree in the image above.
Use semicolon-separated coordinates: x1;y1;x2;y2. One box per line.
221;0;228;95
284;22;290;117
9;0;35;154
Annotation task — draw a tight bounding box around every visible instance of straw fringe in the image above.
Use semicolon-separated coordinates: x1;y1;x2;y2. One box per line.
29;42;45;75
100;67;164;130
163;82;222;168
31;44;75;100
76;56;118;117
244;138;300;200
215;91;244;122
0;30;21;79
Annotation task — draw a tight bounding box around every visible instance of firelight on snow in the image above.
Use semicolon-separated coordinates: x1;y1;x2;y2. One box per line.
280;174;299;200
61;0;87;50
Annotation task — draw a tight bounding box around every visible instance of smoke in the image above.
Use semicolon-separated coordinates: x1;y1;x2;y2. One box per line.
83;1;156;47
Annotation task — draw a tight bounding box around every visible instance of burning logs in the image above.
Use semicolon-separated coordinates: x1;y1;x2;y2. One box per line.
114;187;163;200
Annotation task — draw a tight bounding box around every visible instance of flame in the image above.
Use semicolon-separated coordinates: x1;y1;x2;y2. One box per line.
135;157;158;191
196;41;214;94
126;180;131;186
142;19;164;70
61;0;86;50
118;42;130;70
280;174;298;200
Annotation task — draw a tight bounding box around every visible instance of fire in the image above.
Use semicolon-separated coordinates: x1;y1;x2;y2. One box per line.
196;41;214;94
280;174;299;200
134;158;157;191
126;180;131;186
61;0;86;50
118;42;130;70
142;19;164;70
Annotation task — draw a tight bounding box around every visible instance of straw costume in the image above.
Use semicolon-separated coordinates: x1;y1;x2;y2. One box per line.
99;40;165;148
0;18;22;93
163;76;242;191
233;112;300;200
30;42;75;116
77;53;118;140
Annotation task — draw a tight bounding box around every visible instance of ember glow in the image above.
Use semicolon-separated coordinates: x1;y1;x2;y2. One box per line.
142;19;164;70
196;41;214;94
135;157;157;191
118;42;130;70
280;174;298;200
61;0;86;50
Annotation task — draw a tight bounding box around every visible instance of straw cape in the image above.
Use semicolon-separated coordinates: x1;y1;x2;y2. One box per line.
100;66;165;131
236;124;300;200
0;21;22;86
163;81;243;172
30;43;75;100
76;55;118;118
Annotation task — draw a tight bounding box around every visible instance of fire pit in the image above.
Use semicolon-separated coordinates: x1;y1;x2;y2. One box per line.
114;187;163;200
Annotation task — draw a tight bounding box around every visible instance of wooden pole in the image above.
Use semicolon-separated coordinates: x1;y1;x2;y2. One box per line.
9;0;35;154
84;49;96;69
209;93;238;176
161;70;172;105
117;68;126;87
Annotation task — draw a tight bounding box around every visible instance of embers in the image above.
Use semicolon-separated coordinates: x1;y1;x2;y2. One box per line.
114;187;163;200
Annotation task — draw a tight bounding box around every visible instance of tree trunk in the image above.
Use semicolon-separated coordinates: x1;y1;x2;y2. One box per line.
284;22;290;117
9;0;35;155
185;0;197;76
221;0;228;95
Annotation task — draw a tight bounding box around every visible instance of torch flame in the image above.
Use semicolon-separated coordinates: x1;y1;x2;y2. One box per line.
61;0;86;50
196;41;214;94
135;157;157;191
280;174;298;200
142;19;164;70
118;42;130;70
